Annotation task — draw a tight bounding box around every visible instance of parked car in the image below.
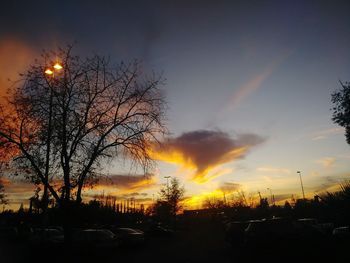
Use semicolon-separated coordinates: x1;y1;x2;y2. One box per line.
111;227;145;246
146;224;174;237
294;218;327;243
225;221;248;247
244;218;298;247
297;218;318;226
72;229;119;250
29;228;64;247
332;226;350;241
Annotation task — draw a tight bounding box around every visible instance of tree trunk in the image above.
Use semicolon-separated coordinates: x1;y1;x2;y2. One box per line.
62;200;73;251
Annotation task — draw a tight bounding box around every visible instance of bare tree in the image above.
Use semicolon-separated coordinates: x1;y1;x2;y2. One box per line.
0;46;167;210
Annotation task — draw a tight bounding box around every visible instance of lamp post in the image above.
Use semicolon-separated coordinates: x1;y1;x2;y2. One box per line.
267;188;274;205
297;171;305;199
43;62;62;210
45;63;62;77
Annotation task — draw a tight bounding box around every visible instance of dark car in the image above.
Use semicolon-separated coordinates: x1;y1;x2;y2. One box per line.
332;226;350;242
111;227;145;246
29;228;64;248
225;221;248;247
294;218;327;244
146;224;174;237
244;218;298;248
72;229;119;250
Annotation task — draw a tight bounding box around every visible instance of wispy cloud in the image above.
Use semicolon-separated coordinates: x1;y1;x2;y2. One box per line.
311;127;344;141
0;177;36;209
91;174;158;195
227;68;274;111
312;174;350;194
316;157;336;168
1;177;35;194
149;130;265;183
256;166;291;175
225;50;292;112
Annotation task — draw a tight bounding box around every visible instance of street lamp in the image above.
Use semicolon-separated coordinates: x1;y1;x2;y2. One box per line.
297;171;305;199
53;63;63;70
42;62;62;212
45;69;54;75
267;188;274;205
45;62;62;78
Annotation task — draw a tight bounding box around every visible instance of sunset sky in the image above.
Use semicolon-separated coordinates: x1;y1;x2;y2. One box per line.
1;0;350;210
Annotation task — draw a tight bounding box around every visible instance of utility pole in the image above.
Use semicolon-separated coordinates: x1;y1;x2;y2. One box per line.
267;188;273;205
297;171;305;199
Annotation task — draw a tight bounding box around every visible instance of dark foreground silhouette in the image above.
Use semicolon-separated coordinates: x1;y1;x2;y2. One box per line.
1;218;349;263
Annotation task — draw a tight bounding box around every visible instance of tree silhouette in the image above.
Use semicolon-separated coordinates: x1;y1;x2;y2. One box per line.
159;177;185;217
0;177;6;205
0;46;167;212
0;151;6;205
148;177;185;224
331;81;350;144
0;137;16;206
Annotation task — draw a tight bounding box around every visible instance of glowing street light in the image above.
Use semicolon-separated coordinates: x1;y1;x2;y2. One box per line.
53;63;63;70
45;62;63;77
42;61;62;211
45;69;53;75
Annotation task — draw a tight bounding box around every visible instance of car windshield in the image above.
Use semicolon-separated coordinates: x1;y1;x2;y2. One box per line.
246;221;265;232
96;230;115;239
298;218;317;225
118;228;141;234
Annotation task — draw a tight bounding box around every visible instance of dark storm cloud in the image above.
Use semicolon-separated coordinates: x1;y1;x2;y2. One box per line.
97;173;157;190
151;130;265;182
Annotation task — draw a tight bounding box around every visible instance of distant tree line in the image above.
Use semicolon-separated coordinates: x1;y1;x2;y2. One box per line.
199;181;350;226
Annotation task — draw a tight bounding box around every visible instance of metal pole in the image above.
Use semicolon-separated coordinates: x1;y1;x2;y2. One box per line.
267;188;273;205
297;171;305;199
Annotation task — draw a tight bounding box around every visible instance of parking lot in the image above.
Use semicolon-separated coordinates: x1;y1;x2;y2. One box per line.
1;219;349;263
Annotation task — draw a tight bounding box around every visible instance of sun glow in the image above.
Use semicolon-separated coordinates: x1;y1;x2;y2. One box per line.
182;189;227;209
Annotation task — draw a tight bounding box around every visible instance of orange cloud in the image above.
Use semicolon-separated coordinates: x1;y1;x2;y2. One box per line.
149;130;265;183
85;174;158;196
